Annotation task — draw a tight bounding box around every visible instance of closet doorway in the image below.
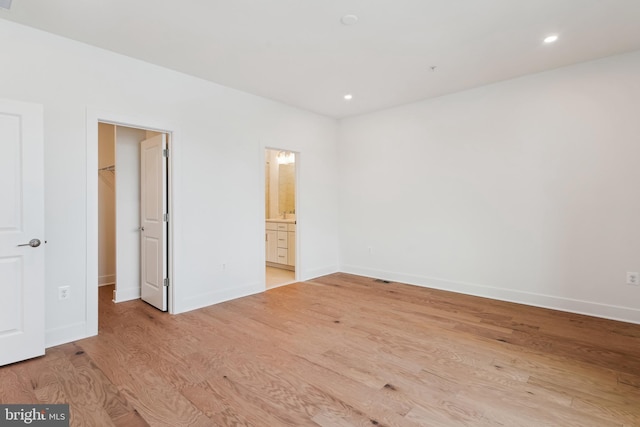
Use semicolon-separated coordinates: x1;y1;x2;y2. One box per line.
98;123;170;311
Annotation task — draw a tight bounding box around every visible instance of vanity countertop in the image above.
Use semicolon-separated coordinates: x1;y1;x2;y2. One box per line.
266;218;296;224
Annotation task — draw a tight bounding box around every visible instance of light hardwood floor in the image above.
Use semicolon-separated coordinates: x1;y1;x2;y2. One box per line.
1;273;640;426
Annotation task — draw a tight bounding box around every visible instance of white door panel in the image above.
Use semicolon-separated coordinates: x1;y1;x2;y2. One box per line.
140;134;167;311
0;99;44;366
0;257;22;332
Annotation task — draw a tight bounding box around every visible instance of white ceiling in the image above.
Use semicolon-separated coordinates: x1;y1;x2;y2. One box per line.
2;0;640;118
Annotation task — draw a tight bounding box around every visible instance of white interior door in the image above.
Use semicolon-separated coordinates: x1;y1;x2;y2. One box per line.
140;134;167;311
0;99;45;366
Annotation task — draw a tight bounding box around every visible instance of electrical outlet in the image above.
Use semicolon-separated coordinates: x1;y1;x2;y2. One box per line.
368;246;373;255
58;286;70;300
626;272;639;286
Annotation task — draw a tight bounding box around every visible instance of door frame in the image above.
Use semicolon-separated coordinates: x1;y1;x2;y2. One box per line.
86;109;179;336
263;146;301;287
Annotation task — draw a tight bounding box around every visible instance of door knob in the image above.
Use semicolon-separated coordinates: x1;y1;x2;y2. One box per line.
18;239;41;248
138;226;145;231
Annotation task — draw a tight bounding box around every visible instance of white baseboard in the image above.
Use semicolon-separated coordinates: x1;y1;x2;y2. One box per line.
176;282;264;314
301;264;339;281
45;321;94;348
114;286;141;303
340;264;640;325
98;274;115;286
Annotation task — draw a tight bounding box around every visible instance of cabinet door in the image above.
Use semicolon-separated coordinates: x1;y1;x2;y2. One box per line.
266;229;278;263
277;248;288;265
287;231;296;267
277;231;288;248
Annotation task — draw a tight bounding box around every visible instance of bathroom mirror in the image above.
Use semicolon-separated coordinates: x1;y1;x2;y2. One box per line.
278;163;295;214
265;149;296;219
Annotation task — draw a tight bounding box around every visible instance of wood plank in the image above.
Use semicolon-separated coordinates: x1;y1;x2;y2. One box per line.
1;276;640;426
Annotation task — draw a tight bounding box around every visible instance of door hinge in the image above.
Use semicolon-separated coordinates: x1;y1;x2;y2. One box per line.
163;212;169;222
163;148;169;158
163;277;170;288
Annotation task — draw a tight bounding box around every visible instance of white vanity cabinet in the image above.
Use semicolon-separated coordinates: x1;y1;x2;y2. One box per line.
265;222;278;264
266;220;295;270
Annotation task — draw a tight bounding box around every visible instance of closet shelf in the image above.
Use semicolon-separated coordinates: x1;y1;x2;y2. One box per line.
99;165;115;172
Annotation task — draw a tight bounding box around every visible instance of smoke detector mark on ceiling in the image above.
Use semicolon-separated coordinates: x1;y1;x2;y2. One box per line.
341;14;359;26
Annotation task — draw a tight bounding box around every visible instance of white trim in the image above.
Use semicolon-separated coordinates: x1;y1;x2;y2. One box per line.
262;146;302;288
45;322;88;348
301;265;340;281
266;280;297;290
294;151;301;283
86;109;181;340
259;147;267;289
86;115;99;338
341;264;640;325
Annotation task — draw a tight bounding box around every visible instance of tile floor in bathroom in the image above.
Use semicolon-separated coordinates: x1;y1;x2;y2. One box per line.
266;266;295;288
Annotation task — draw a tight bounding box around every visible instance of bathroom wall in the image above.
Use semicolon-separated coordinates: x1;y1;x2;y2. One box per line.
266;149;279;219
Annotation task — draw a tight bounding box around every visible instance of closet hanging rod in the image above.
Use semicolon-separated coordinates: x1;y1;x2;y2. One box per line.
98;165;115;172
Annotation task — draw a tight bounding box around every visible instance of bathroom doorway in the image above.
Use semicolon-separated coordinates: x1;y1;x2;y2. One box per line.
265;148;297;288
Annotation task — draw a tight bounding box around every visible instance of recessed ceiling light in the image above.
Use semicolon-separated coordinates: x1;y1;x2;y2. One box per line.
341;14;359;26
543;34;559;44
344;94;353;101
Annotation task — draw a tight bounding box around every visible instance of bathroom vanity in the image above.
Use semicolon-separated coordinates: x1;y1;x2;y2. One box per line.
266;219;296;270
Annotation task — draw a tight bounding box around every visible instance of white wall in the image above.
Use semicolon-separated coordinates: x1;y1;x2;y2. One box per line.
0;20;339;347
6;16;637;350
115;125;147;302
338;50;640;323
97;123;115;285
